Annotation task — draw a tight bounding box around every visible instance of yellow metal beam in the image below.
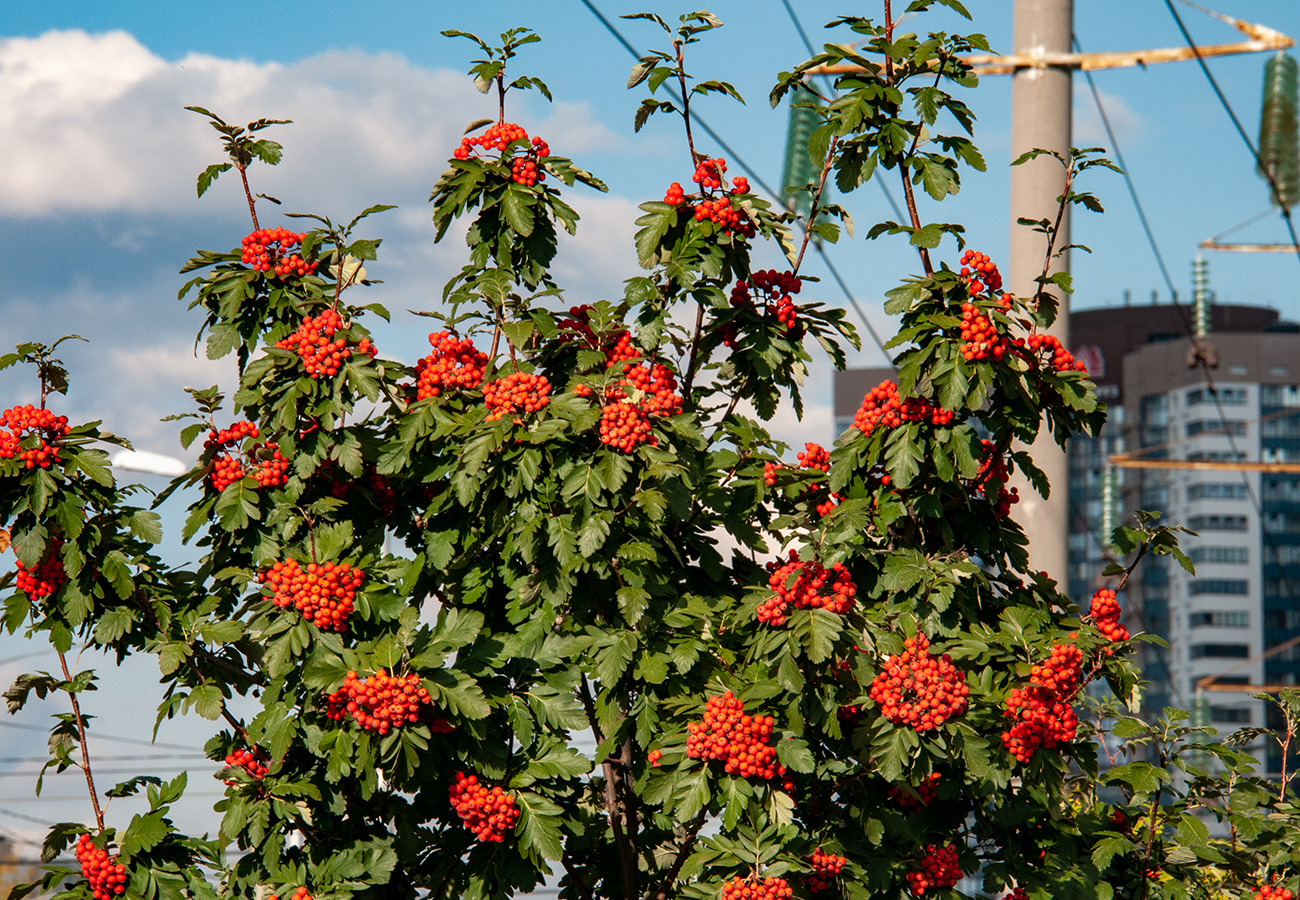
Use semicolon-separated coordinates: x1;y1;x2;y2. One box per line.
1108;455;1300;473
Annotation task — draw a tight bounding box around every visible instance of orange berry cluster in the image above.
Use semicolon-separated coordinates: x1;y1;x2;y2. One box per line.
1003;888;1030;900
484;372;551;423
959;302;1010;362
694;196;755;236
664;182;686;205
453;123;549;183
275;308;374;378
0;405;71;469
261;559;364;632
450;772;520;842
15;537;66;599
414;330;487;400
222;748;267;784
722;876;793;900
205;422;288;492
1001;644;1084;763
798;442;830;483
759;551;856;625
686;692;786;781
887;772;941;812
268;888;313;900
326;669;445;735
1026;333;1087;373
973;439;1018;518
694;157;727;190
958;250;1003;296
1089;588;1129;643
805;850;847;893
75;834;127;900
868;634;970;732
241;228;316;277
764;462;780;486
730;270;804;336
906;844;963;897
326;466;398;516
648;748;663;766
1256;882;1296;900
599;401;654;452
853;381;954;438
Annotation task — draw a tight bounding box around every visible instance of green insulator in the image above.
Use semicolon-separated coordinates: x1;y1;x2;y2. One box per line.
781;85;821;218
1258;52;1300;209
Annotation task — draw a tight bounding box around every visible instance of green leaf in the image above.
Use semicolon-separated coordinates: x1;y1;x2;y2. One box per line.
120;810;169;857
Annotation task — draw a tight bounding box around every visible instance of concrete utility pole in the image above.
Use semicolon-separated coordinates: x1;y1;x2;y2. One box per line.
1008;0;1073;579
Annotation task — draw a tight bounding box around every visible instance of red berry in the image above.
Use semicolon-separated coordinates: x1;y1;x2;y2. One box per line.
868;634;969;732
685;692;787;782
450;772;520;842
325;669;449;734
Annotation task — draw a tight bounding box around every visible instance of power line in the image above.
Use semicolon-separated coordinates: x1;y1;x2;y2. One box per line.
0;721;201;753
0;765;207;778
1072;35;1181;305
1162;0;1300;270
577;0;891;360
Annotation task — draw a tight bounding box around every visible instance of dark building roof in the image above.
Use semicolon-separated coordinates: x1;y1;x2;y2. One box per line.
1073;304;1279;404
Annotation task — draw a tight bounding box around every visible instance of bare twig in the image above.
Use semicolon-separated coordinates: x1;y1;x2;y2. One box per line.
655;811;707;899
57;651;104;831
237;163;260;231
676;42;699;164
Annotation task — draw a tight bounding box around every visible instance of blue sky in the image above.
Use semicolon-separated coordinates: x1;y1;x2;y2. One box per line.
2;0;1300;850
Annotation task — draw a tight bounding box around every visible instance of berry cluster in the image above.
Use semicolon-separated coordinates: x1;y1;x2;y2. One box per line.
15;537;66;599
414;331;488;400
222;748;268;784
906;844;963;897
275;308;374;378
1026;333;1088;373
647;748;663;767
730;270;804;336
852;381;954;438
694;196;755;235
241;228;316;277
325;465;398;516
205;423;289;492
686;692;786;781
958;250;1003;296
868;634;970;732
599;401;653;452
973;440;1019;518
452;123;550;184
1089;588;1129;643
805;850;847;893
0;405;71;469
758;551;856;625
75;834;127;900
268;888;313;900
887;772;941;812
797;442;830;474
261;559;364;632
723;877;793;900
959;301;1010;362
1256;882;1295;900
326;670;446;735
484;372;551;423
450;772;520;842
664;182;686;205
694;157;726;190
764;462;781;486
1001;644;1084;763
1003;888;1030;900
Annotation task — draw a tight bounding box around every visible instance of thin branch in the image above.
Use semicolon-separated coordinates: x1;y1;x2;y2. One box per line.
676;41;699;165
654;810;707;900
561;855;594;900
1034;157;1076;315
236;163;260;231
681;302;707;400
792;133;841;275
883;0;933;276
57;651;104;831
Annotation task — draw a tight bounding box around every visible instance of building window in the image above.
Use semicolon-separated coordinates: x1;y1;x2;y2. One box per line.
1265;514;1300;534
1188;579;1249;596
1188;546;1248;564
1191;644;1251;659
1264;545;1300;565
1186;420;1247;437
1187;451;1248;462
1261;385;1300;408
1189;611;1250;628
1187;483;1248;501
1261;416;1300;439
1264;609;1300;630
1187;388;1248;406
1209;706;1252;724
1188;515;1249;532
1263;479;1300;503
1141;394;1168;446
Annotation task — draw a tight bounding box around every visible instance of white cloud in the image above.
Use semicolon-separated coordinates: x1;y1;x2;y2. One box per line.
1073;83;1144;150
0;30;626;217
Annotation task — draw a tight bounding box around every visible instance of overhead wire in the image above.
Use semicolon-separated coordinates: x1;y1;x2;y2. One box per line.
1162;0;1300;270
0;720;202;753
576;0;892;360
